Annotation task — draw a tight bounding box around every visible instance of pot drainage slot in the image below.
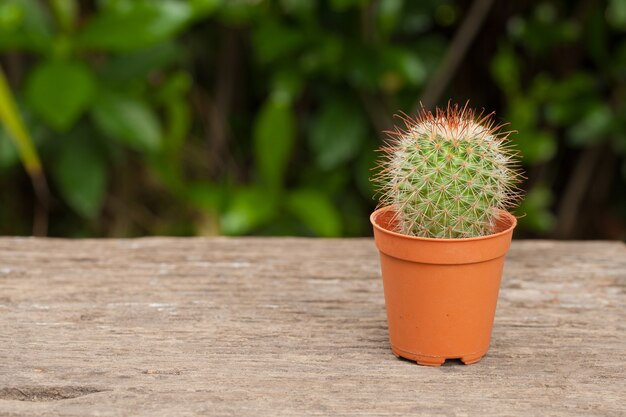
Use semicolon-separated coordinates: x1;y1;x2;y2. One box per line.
441;358;464;366
0;386;105;402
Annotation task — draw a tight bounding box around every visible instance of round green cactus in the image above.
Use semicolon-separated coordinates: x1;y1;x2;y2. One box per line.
375;103;522;239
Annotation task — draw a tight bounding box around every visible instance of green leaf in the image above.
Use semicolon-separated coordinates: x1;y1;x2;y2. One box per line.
330;0;367;12
514;130;556;165
568;104;612;146
490;46;520;96
286;189;342;237
270;70;302;105
53;135;107;218
252;21;307;64
100;41;180;84
279;0;315;17
50;0;78;33
435;4;458;27
515;6;579;55
300;34;344;76
220;187;276;235
0;127;19;169
380;48;426;91
544;73;597;125
346;45;382;89
0;1;24;32
378;0;403;36
508;96;537;131
149;95;191;190
253;98;296;189
299;166;349;195
78;0;193;52
309;99;367;170
189;0;221;18
607;0;626;31
184;181;224;212
528;74;553;102
92;92;162;152
394;51;425;85
26;60;95;131
0;0;52;52
218;1;261;24
515;184;555;233
156;71;192;103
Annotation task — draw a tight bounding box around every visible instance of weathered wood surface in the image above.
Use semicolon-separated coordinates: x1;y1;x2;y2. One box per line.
0;238;625;416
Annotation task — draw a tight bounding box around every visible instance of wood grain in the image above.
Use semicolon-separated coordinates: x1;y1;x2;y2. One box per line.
0;238;624;416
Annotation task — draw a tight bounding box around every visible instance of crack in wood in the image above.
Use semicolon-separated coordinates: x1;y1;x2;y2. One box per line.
0;386;106;402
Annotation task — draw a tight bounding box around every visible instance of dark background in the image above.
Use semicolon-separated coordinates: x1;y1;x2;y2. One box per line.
0;0;624;239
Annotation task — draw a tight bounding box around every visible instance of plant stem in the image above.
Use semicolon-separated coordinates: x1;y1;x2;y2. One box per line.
0;67;49;236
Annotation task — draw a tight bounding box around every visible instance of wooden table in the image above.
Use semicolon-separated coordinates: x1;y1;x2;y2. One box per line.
1;238;625;416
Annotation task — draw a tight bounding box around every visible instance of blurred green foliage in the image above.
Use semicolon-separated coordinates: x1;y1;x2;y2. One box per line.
0;0;624;239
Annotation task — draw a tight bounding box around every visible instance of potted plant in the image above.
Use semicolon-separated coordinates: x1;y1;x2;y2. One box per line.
370;103;522;366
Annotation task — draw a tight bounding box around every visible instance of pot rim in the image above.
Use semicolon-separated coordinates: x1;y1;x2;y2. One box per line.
370;205;517;243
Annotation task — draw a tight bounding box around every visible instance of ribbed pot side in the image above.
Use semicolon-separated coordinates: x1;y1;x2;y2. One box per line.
370;206;517;366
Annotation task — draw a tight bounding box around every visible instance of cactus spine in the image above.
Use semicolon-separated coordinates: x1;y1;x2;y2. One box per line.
375;103;522;239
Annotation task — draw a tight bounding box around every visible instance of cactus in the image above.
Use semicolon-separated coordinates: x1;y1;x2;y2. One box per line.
374;103;522;239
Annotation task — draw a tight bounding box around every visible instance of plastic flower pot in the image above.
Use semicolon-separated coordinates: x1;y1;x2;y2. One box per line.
370;205;517;366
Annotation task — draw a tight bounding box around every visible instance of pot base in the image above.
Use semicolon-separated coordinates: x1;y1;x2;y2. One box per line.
391;345;485;367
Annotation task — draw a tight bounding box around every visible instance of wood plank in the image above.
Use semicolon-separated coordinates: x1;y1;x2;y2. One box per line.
0;238;624;416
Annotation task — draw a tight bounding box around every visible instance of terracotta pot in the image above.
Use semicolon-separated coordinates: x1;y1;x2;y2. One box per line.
370;206;517;366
